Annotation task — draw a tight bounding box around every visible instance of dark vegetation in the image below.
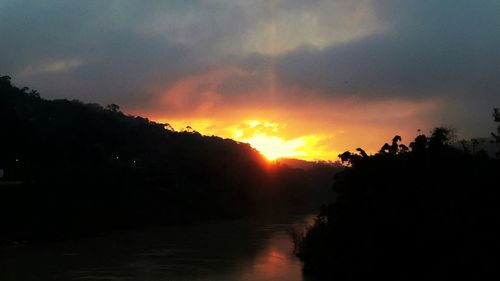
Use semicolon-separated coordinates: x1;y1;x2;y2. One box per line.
296;123;500;279
0;76;339;244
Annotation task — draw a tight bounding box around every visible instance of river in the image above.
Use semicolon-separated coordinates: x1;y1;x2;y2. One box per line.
1;213;317;281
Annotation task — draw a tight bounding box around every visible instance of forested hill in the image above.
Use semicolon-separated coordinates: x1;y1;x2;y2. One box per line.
295;129;500;279
0;75;339;244
0;75;268;184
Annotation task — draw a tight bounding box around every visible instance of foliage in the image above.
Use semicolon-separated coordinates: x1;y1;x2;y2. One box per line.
493;108;500;157
0;76;339;244
295;128;500;279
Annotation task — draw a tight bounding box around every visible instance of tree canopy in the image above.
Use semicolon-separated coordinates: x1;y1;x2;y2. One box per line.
0;76;339;244
296;128;500;279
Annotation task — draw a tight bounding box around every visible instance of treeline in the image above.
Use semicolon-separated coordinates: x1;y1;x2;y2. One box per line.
0;76;338;244
295;127;500;279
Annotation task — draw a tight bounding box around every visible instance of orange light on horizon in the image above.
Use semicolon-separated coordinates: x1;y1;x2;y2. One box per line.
128;94;439;162
125;61;441;162
232;120;304;160
148;118;340;161
238;133;306;160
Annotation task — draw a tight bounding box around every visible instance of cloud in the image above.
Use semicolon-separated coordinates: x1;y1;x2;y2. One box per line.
277;0;500;101
1;0;499;152
239;0;386;55
18;58;83;76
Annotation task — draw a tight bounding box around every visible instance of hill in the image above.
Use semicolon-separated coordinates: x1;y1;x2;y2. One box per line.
274;158;338;170
0;75;338;244
295;129;500;279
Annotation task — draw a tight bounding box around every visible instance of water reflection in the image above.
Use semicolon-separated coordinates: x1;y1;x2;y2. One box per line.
1;213;316;281
231;233;305;281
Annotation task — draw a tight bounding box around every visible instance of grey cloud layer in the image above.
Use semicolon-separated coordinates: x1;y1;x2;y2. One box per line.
0;0;499;135
277;0;500;99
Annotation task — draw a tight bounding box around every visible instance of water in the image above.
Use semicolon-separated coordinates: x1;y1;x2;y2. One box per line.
1;213;316;281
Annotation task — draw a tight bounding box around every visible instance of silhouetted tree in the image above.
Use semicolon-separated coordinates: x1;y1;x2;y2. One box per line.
106;103;120;112
493;108;500;157
470;138;484;154
356;148;368;158
458;139;470;153
0;75;11;87
429;127;454;149
0;76;339;244
380;135;403;155
296;127;500;279
409;134;427;154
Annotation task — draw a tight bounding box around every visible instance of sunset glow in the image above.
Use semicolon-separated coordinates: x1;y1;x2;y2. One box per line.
139;94;440;161
238;134;305;160
5;0;499;163
160;118;317;160
155;117;341;161
4;1;500;280
234;120;304;160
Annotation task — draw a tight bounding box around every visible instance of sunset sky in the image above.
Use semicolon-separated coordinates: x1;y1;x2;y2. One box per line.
1;0;499;160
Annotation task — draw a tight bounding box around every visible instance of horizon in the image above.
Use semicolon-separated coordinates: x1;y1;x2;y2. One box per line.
2;0;500;160
2;2;500;280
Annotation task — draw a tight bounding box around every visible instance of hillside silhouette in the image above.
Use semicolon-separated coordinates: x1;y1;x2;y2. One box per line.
0;76;339;244
295;126;500;279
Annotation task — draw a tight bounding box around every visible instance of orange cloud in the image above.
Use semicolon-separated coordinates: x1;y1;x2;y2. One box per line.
156;66;252;116
128;67;442;161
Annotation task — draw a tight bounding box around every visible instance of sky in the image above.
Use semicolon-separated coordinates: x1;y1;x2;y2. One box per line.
1;0;499;160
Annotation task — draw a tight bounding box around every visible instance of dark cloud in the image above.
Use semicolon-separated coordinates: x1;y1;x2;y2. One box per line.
277;0;500;100
1;0;499;138
0;1;240;104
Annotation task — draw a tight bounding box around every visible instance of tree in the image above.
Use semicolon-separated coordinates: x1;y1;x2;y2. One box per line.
492;108;500;157
379;135;403;155
106;103;120;113
429;127;454;148
409;134;427;154
0;75;12;87
296;128;500;279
